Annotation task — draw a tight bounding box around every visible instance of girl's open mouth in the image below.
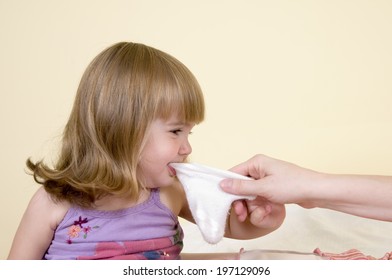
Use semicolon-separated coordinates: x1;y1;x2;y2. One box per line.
168;165;177;177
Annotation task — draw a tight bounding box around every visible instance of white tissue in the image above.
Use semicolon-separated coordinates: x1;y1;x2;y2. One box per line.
170;162;255;244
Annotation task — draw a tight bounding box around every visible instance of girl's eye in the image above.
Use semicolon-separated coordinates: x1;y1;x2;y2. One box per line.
171;129;182;135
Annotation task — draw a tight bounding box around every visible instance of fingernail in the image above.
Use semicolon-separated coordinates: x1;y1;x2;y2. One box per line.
220;179;233;189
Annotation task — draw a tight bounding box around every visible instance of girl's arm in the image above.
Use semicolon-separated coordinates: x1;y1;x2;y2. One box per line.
172;178;285;241
8;187;69;259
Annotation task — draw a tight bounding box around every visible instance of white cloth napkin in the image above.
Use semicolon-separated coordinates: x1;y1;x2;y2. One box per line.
170;163;255;244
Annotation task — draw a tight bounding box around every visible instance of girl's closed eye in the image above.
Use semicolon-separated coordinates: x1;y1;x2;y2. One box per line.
170;129;182;135
170;129;193;136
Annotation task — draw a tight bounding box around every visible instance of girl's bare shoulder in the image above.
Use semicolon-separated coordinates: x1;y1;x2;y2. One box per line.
28;187;71;229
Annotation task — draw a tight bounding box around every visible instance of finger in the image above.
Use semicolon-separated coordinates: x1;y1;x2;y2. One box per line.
250;207;269;226
233;201;248;222
228;160;252;176
220;178;266;197
228;154;268;179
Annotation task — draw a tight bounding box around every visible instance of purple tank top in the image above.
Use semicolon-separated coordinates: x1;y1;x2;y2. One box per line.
44;189;184;260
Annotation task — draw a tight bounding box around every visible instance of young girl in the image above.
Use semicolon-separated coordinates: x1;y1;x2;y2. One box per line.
8;42;285;260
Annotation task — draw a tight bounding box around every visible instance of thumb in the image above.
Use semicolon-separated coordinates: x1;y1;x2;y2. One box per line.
220;178;262;197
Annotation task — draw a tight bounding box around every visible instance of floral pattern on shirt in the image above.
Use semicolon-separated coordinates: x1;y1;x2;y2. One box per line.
66;216;99;244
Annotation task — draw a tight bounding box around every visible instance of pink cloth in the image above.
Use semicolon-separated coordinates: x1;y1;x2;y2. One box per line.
314;248;392;260
78;237;182;260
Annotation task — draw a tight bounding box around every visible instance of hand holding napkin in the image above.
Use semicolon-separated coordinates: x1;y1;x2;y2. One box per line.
170;163;255;244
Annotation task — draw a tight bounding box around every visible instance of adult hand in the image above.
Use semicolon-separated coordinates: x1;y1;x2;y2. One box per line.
221;154;317;206
221;154;392;222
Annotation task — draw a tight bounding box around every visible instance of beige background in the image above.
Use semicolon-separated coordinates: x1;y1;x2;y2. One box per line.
1;0;391;259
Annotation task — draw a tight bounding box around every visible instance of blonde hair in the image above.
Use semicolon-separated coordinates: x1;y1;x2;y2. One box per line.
28;42;205;207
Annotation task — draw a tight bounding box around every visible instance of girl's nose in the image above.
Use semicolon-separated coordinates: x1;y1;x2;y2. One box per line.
179;139;192;155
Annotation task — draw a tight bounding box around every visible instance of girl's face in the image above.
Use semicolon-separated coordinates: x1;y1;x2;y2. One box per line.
138;115;195;188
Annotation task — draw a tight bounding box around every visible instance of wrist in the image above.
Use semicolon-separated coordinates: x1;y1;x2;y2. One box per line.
297;170;329;209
